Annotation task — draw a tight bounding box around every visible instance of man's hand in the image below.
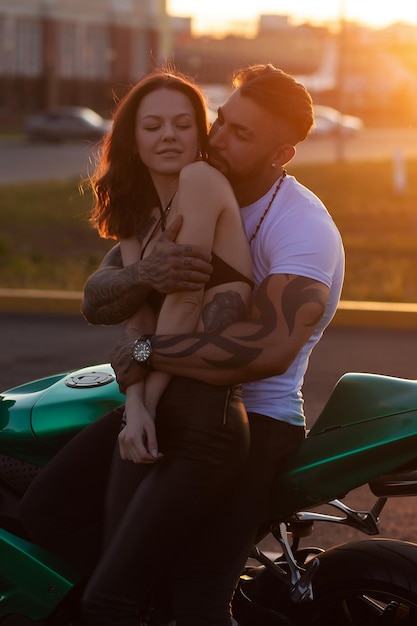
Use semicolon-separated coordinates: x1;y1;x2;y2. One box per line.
143;214;212;293
82;215;212;326
110;327;146;393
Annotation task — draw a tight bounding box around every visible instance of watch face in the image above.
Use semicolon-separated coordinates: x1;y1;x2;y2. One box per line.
132;339;152;363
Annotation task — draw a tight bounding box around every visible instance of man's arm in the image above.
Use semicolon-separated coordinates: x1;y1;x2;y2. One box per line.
81;215;212;326
81;244;148;325
111;273;330;391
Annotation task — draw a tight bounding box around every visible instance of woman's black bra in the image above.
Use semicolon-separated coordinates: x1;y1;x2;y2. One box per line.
205;254;253;290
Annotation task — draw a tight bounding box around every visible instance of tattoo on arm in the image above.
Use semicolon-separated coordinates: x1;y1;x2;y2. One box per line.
152;275;326;370
236;275;325;341
153;332;261;369
153;287;262;369
281;275;326;334
96;244;123;269
82;252;151;324
201;290;247;332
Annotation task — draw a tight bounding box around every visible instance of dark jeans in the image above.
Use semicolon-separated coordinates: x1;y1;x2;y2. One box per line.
82;377;249;626
19;391;304;625
19;407;123;573
170;413;305;625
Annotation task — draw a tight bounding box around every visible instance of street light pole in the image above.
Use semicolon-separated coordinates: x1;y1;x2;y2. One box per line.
335;0;346;162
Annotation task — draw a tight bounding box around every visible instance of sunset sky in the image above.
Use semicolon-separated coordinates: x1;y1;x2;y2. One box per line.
167;1;417;36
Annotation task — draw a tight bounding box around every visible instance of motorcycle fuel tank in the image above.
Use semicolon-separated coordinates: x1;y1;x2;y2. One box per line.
0;364;124;466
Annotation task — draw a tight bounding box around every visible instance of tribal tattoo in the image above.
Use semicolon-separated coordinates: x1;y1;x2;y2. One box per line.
281;275;327;334
152;289;259;369
111;273;328;391
152;274;326;370
152;331;261;370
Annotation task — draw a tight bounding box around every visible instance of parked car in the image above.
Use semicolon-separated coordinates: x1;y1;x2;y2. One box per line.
25;106;112;142
312;104;363;137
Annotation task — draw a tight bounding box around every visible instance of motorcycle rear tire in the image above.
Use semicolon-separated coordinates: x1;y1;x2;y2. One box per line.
295;538;417;625
233;538;417;625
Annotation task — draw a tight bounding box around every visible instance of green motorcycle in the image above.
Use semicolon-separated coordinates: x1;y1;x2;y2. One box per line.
2;363;417;625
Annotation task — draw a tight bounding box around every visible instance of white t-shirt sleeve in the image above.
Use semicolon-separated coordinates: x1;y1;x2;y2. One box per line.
263;192;342;288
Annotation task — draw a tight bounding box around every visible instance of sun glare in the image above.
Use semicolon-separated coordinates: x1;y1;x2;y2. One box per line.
168;0;417;36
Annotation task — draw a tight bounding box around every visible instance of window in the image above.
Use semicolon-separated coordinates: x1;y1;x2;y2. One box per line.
82;24;110;79
16;19;42;77
58;22;77;78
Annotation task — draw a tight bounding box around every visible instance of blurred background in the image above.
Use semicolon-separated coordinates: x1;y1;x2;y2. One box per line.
1;0;417;132
2;0;417;304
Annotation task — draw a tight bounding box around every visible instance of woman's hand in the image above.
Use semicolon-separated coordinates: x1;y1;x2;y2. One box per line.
118;405;162;464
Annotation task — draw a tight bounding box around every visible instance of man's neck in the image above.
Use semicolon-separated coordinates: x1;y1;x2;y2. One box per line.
233;170;285;207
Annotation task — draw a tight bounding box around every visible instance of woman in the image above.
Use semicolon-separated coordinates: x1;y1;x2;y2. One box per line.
81;71;253;625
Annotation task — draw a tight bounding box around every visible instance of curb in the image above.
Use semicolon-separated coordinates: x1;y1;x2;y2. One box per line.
334;300;417;329
0;288;83;315
1;288;417;330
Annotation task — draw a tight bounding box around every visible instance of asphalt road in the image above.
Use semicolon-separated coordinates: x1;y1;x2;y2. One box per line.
1;127;417;183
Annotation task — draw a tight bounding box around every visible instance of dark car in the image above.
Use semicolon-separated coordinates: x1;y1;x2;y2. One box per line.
25;106;112;142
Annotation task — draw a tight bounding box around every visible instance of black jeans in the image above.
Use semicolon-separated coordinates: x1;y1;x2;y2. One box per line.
82;376;250;626
20;389;304;625
170;413;305;625
19;407;123;574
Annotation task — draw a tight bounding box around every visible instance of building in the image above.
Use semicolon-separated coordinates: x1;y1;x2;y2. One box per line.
0;0;168;118
170;16;417;127
2;2;417;127
170;15;329;85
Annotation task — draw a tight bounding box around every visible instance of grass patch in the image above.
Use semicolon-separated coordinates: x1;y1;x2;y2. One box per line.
291;159;417;302
2;159;417;302
0;180;113;290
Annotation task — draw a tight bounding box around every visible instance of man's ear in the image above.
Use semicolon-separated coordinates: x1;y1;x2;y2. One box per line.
274;144;296;167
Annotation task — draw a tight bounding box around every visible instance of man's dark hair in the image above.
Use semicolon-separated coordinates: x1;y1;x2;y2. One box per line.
233;64;314;144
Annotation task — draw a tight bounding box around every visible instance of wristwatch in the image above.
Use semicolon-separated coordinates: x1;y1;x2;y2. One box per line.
131;335;153;369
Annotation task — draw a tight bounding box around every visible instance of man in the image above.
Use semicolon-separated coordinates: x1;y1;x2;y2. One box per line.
23;64;344;624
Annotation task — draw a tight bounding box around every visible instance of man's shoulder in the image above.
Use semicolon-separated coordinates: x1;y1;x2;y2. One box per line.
280;176;338;229
283;175;324;206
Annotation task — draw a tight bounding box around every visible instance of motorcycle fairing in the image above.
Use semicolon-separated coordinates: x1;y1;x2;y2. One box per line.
268;373;417;519
0;526;80;619
0;364;124;466
0;373;65;465
310;372;417;434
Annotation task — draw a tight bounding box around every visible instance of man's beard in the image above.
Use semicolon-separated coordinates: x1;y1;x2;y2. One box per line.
208;150;238;184
208;150;226;172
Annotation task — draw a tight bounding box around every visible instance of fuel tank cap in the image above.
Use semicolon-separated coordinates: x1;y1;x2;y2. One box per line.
65;370;115;388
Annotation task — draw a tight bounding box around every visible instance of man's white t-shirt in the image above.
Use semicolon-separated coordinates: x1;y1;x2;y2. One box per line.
240;174;344;427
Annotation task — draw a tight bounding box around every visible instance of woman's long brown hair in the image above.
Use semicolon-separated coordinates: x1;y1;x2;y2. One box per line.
89;71;210;240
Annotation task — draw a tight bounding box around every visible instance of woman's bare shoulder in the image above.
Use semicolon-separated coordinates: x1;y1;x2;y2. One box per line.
180;161;230;188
